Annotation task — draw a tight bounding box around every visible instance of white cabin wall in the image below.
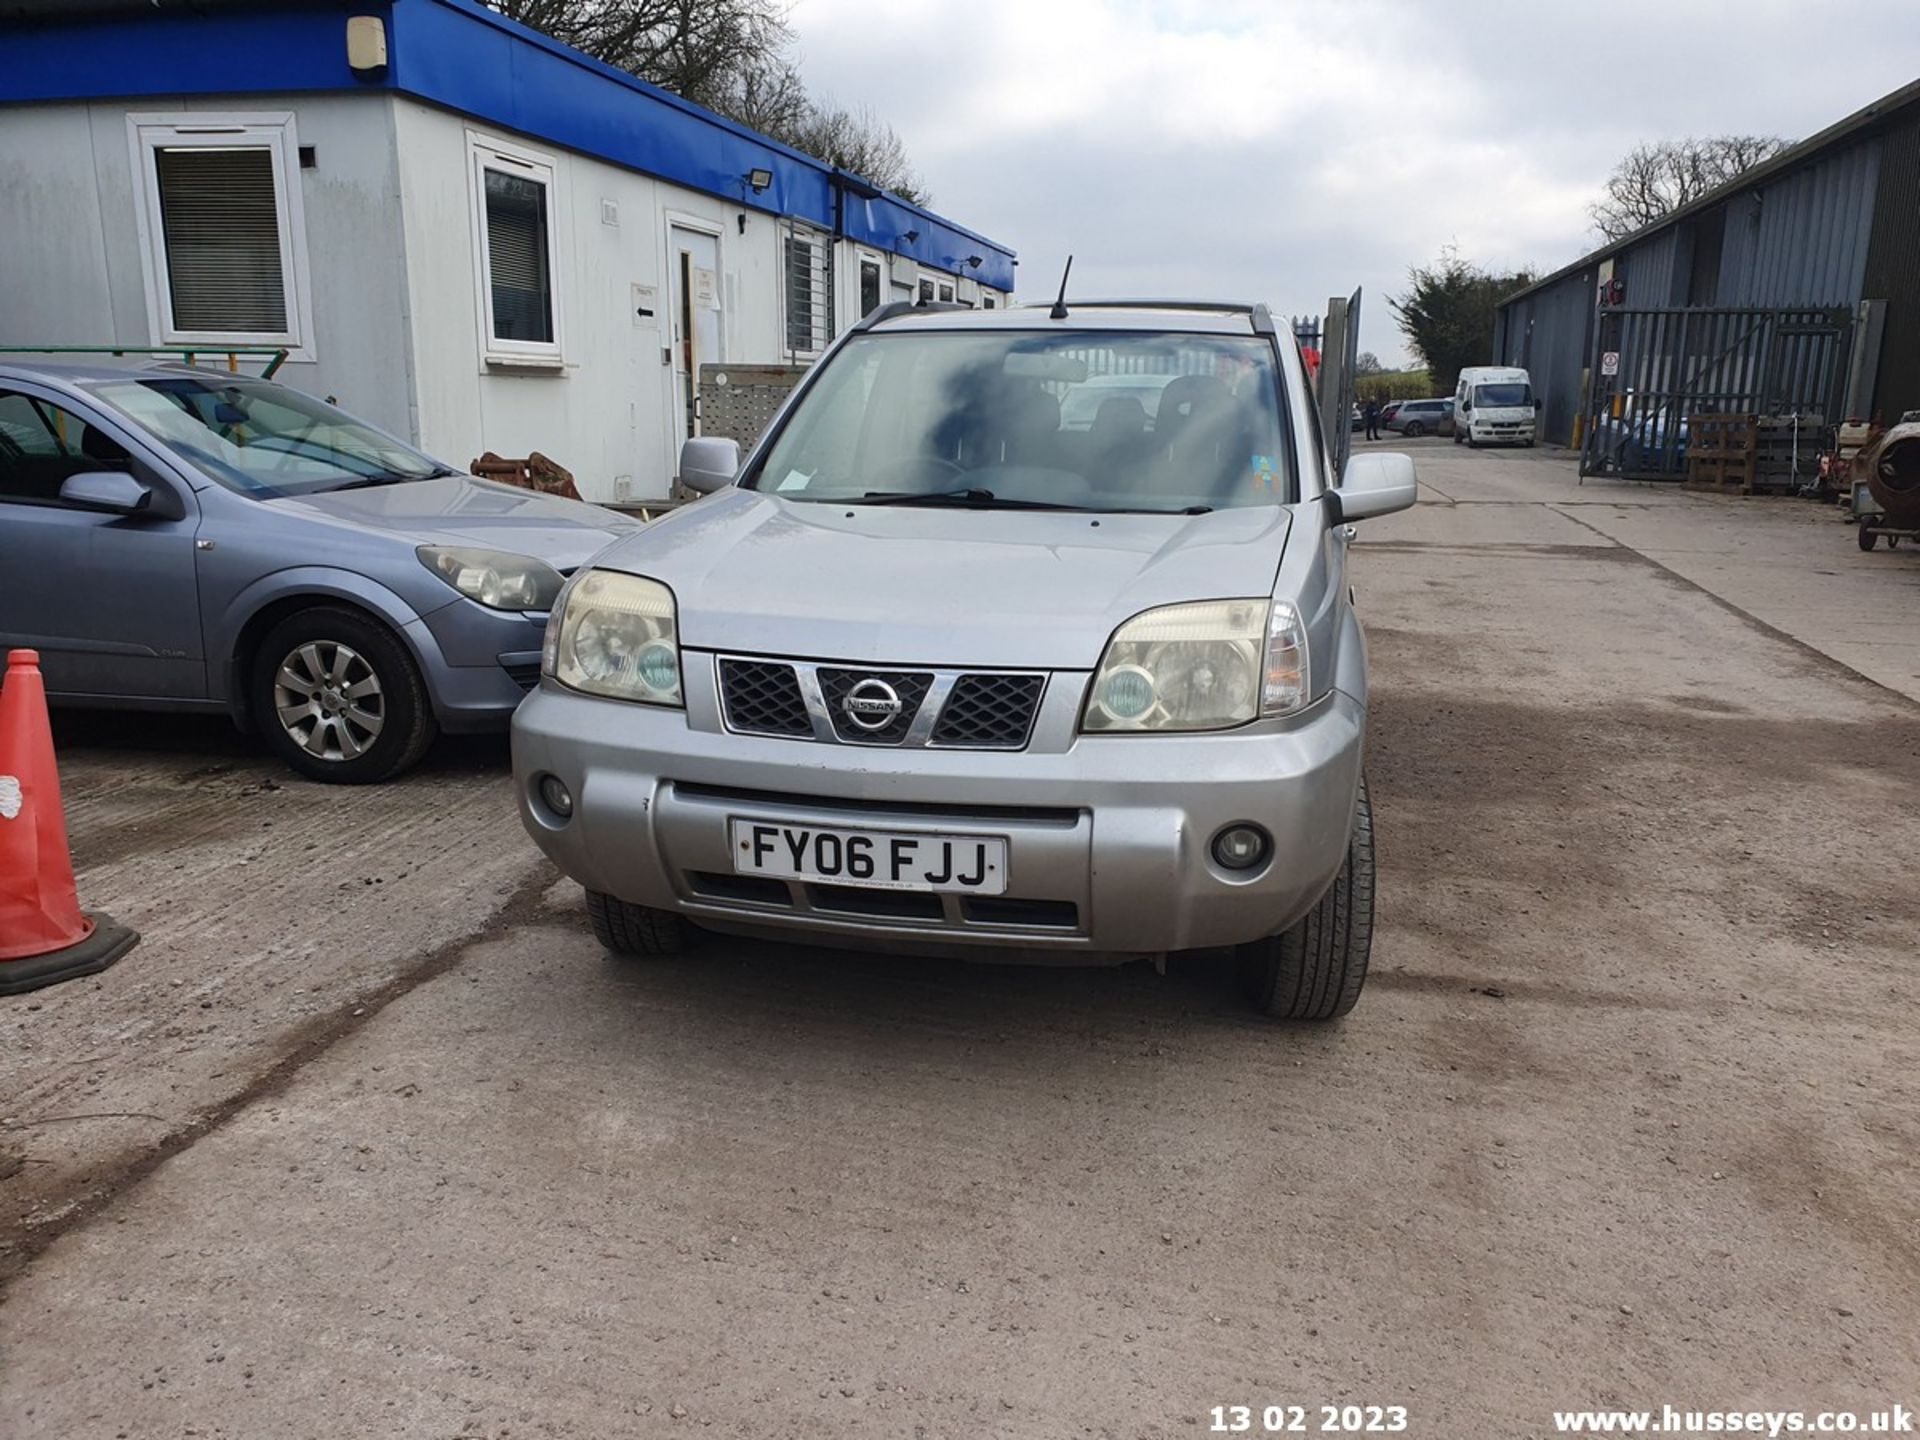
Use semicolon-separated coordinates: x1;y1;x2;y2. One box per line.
392;99;786;502
0;96;415;438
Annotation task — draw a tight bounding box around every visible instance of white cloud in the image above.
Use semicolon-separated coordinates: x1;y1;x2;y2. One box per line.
789;0;1920;367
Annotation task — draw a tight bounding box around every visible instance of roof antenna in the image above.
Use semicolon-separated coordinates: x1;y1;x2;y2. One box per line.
1048;254;1074;320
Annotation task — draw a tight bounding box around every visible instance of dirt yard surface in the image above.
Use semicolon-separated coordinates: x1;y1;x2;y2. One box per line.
4;444;1917;1438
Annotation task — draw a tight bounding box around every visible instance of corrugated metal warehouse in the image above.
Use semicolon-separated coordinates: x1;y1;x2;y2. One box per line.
1494;78;1920;476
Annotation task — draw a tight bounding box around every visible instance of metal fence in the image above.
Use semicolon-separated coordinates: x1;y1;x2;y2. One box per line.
1580;305;1854;479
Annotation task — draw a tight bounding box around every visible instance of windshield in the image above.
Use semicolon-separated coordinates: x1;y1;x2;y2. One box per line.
89;376;450;497
1474;383;1533;408
745;331;1292;513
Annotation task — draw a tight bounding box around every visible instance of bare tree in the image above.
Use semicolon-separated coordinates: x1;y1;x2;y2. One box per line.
488;0;791;113
783;99;928;205
1590;135;1790;242
713;53;811;141
1353;351;1385;377
489;1;928;203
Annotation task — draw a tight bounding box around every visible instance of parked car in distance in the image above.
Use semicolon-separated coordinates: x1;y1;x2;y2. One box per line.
1384;398;1451;437
0;362;639;782
1588;402;1688;474
512;300;1419;1021
1453;365;1537;447
1056;371;1175;431
1378;400;1403;427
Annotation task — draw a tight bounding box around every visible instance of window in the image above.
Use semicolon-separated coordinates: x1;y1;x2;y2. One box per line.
982;294;996;310
129;113;312;355
938;280;956;303
784;223;834;358
91;374;445;498
469;135;563;362
918;278;935;304
0;390;132;505
744;331;1291;513
859;256;883;320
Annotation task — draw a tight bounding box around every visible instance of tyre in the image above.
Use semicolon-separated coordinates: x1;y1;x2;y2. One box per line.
1453;430;1463;445
1238;774;1375;1022
586;889;692;955
252;605;436;784
1403;422;1425;438
1859;524;1878;552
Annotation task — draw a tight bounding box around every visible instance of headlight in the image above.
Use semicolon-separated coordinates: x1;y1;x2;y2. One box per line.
418;546;563;611
546;569;682;707
1082;598;1309;733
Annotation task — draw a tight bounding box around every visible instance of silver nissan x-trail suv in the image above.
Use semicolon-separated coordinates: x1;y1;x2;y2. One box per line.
511;301;1416;1020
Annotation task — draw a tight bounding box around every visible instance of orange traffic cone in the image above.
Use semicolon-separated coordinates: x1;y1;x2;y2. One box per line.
0;649;137;995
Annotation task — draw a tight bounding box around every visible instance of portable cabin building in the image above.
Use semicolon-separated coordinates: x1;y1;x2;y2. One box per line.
0;0;1018;502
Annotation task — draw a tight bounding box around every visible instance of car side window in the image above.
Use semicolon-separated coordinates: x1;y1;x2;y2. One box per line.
0;390;133;505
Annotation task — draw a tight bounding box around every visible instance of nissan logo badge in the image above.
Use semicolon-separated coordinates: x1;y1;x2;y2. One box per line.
842;677;904;731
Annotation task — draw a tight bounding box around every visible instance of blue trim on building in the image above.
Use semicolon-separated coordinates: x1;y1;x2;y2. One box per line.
0;0;1017;290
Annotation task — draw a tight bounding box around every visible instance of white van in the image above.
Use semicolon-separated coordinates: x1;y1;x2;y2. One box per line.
1453;366;1537;448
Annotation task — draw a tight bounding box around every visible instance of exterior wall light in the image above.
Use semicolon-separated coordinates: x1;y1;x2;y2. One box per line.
745;168;773;193
346;15;388;76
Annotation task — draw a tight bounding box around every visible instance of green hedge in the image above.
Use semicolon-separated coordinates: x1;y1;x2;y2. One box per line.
1355;370;1439;405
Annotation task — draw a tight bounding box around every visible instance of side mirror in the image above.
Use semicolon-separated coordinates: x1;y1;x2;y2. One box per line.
59;470;153;515
1332;451;1417;522
678;435;740;495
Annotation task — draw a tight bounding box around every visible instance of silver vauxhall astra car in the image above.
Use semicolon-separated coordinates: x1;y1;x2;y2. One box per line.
511;301;1417;1020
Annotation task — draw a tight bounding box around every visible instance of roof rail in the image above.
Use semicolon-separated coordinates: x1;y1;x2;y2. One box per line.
1014;298;1258;314
853;299;976;331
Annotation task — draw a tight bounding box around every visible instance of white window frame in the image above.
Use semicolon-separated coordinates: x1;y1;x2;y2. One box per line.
127;111;315;361
467;130;566;368
781;221;835;361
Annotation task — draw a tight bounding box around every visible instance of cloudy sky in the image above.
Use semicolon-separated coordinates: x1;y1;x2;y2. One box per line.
787;0;1920;365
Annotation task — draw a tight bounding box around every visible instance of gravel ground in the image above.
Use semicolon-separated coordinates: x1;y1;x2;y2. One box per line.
3;444;1917;1438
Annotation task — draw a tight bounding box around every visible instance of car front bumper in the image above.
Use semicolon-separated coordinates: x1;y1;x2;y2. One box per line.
414;601;548;733
1470;421;1535;444
510;676;1365;958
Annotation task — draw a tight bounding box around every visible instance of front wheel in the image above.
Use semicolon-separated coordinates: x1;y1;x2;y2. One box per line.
586;890;693;956
1859;524;1879;552
252;606;436;783
1453;430;1463;445
1238;775;1376;1021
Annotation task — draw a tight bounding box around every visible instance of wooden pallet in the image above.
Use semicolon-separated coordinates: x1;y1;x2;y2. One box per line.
1686;413;1756;492
1750;414;1822;494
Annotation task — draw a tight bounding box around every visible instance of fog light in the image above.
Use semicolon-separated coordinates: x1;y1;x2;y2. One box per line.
537;773;574;819
1211;823;1270;871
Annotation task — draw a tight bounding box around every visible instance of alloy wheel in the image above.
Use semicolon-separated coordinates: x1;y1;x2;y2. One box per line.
272;640;385;762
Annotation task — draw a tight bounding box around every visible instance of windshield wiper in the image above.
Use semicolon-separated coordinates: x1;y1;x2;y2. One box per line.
857;488;1086;511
